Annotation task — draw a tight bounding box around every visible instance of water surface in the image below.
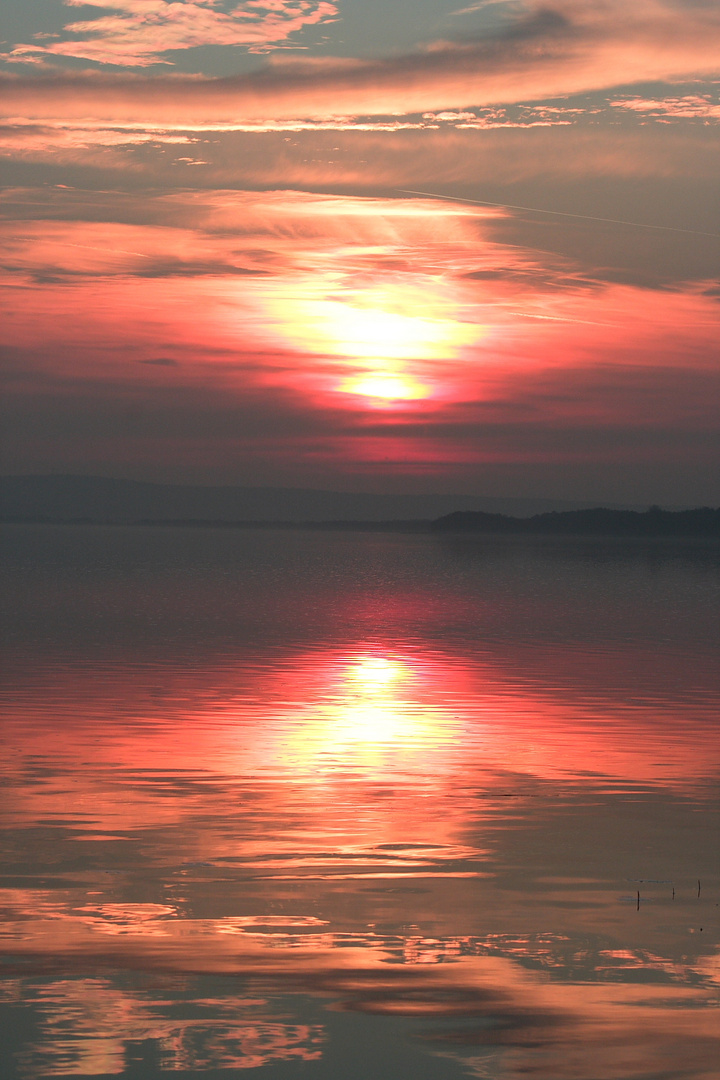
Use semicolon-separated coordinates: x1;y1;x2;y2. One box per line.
1;525;718;1079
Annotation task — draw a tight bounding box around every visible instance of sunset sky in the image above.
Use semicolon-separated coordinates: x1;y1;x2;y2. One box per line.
1;0;719;504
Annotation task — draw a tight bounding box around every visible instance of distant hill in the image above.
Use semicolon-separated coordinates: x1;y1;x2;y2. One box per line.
431;507;720;538
0;475;645;524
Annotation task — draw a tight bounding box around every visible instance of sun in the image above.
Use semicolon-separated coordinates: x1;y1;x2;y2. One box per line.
340;372;431;401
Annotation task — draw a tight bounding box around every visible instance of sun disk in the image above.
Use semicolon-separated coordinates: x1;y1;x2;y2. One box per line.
341;373;431;401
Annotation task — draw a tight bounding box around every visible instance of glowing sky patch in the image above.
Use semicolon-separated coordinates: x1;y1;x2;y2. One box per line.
311;300;475;362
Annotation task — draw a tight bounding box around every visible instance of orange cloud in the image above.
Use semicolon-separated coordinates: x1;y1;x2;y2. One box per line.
2;1;719;121
610;93;720;121
8;0;339;67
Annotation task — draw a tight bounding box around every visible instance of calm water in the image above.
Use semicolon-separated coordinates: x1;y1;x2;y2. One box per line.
1;524;719;1080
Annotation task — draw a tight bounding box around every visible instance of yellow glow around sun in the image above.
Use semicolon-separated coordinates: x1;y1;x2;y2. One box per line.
269;285;478;365
319;297;480;364
325;305;445;361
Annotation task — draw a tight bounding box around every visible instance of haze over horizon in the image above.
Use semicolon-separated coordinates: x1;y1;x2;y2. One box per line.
6;472;684;527
1;0;719;504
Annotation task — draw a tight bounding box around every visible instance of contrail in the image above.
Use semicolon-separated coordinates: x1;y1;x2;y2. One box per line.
16;236;152;258
505;311;609;326
396;189;720;238
63;242;152;258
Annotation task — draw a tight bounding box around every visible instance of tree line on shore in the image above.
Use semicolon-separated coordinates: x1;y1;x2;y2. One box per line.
430;506;720;537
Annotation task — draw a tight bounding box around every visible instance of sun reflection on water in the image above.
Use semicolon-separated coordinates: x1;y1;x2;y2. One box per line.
1;527;718;1079
2;637;719;1079
272;649;463;779
329;653;428;746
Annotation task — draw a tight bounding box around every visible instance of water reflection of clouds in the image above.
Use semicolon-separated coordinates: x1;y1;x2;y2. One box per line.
7;976;324;1077
4;943;719;1079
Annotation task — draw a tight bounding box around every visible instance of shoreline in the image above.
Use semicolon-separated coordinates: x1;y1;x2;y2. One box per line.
1;515;719;542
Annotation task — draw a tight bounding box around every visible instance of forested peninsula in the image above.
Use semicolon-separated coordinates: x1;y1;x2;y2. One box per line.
430;506;720;538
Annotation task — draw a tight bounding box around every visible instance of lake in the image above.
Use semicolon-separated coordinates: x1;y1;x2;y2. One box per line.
1;524;718;1080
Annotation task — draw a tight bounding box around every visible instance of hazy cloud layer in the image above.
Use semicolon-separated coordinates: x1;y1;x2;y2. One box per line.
2;119;717;290
2;121;717;188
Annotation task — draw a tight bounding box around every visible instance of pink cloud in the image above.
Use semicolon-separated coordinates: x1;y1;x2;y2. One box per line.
2;1;719;118
0;123;196;154
2;191;717;397
610;94;720;121
7;0;339;67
